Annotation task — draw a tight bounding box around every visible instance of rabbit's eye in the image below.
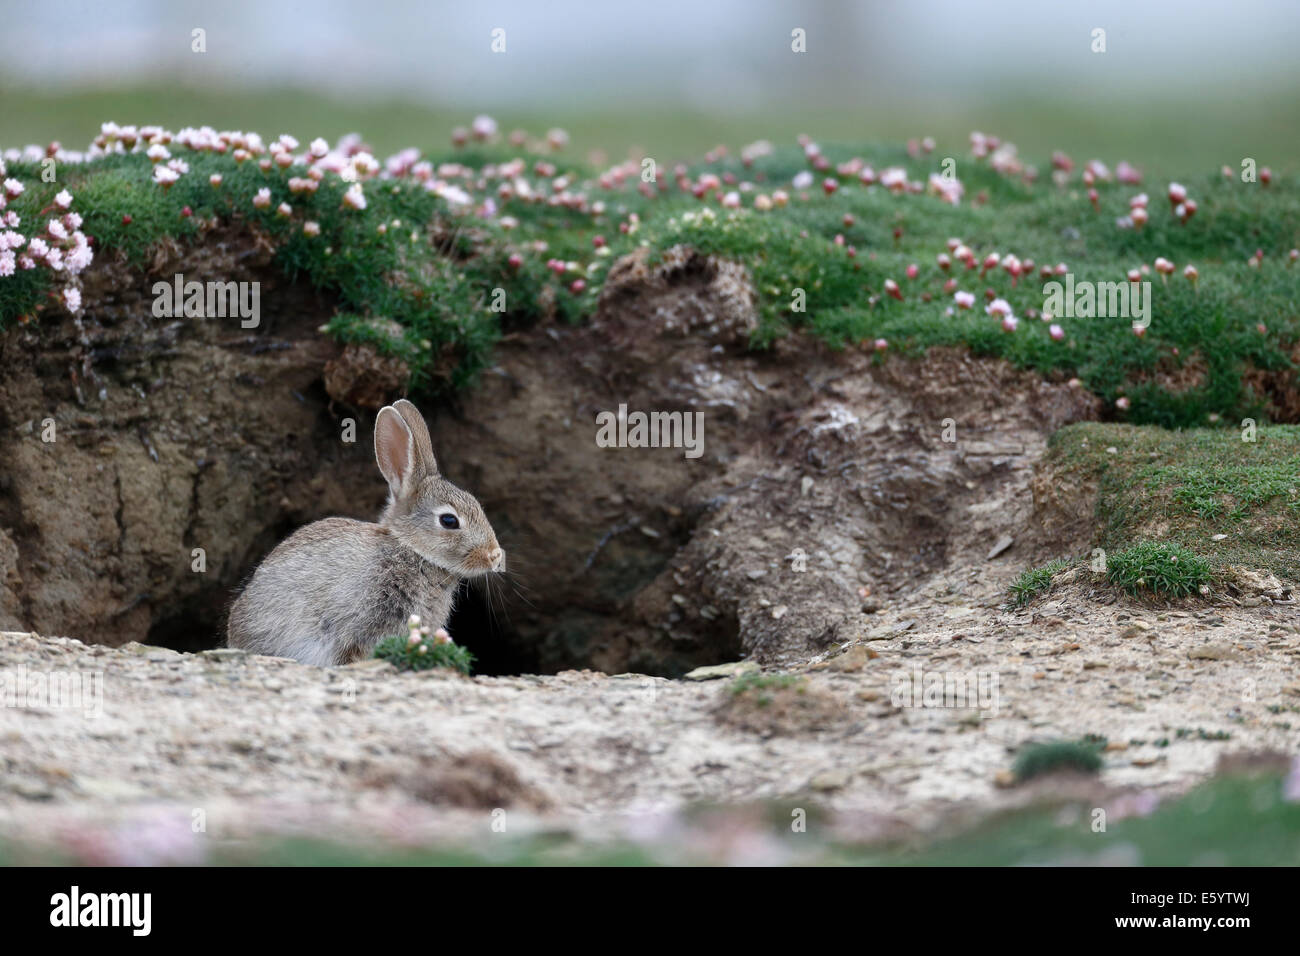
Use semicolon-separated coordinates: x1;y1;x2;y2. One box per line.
439;513;460;530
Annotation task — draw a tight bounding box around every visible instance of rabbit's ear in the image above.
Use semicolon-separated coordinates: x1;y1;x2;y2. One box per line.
375;406;422;498
391;398;439;476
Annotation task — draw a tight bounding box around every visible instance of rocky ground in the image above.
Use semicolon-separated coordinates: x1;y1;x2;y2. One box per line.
2;570;1296;862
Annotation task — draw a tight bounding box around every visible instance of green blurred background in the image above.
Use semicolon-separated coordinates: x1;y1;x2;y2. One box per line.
2;0;1298;170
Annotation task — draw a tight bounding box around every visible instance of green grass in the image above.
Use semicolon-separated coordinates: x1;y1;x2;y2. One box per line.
1043;422;1300;580
373;632;474;674
3;118;1299;418
1104;541;1212;597
1013;739;1105;782
1006;558;1071;607
727;671;803;706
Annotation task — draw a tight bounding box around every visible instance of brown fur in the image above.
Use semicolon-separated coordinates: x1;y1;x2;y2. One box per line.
226;400;504;665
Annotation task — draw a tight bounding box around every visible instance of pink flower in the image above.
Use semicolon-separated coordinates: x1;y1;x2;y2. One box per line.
0;251;14;277
4;178;26;199
1001;315;1018;333
276;202;292;218
1049;323;1064;341
54;189;73;209
873;338;888;352
209;173;223;187
303;221;321;237
253;188;272;209
63;287;81;312
954;291;975;309
1116;396;1130;410
985;298;1012;318
342;183;366;210
1167;182;1186;205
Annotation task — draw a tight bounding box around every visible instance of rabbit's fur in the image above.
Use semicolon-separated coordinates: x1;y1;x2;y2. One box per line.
226;399;504;666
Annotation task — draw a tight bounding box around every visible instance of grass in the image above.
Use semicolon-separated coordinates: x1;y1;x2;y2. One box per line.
1105;542;1212;597
373;632;475;674
1007;558;1071;607
3;118;1298;421
1043;422;1300;581
1013;739;1105;782
727;671;804;706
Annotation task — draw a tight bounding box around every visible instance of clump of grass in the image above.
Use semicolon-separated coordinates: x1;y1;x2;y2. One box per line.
373;631;474;674
1007;558;1072;607
1013;739;1105;782
1105;541;1211;597
728;671;803;706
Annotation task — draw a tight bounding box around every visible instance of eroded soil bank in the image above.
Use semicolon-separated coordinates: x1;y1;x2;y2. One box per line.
2;242;1099;676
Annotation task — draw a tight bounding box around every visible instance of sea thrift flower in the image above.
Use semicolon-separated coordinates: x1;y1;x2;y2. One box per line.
1049;323;1065;341
905;264;919;280
54;189;73;209
1167;182;1186;206
985;298;1012;318
1001;315;1018;333
1154;257;1174;280
303;221;320;237
153;166;179;187
253;188;272;209
1184;264;1198;287
1116;397;1130;410
209;173;223;187
873;338;888;352
276;202;292;218
1130;206;1148;228
954;290;975;309
342;183;366;210
980;253;999;276
3;179;23;199
63;287;81;312
937;253;951;271
884;279;902;301
1127;268;1141;283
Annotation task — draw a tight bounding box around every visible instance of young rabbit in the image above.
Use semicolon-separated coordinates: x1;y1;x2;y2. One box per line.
226;399;505;666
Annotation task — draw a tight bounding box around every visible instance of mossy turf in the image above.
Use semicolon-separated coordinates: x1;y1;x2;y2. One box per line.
3;133;1297;423
1042;422;1300;582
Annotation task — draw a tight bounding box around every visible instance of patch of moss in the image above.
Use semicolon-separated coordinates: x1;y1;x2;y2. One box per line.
1013;739;1105;782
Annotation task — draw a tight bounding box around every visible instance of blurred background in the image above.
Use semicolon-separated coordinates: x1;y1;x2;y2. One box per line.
2;0;1298;168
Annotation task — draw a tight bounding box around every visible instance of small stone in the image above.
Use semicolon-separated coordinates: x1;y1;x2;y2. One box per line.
986;535;1014;560
1188;644;1235;661
809;770;850;792
993;769;1016;788
771;605;788;620
683;661;759;681
200;648;248;661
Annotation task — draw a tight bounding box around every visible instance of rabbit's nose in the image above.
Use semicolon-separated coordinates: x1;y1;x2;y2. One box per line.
488;547;505;572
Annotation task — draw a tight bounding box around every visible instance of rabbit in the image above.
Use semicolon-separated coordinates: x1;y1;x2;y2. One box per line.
226;399;505;666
